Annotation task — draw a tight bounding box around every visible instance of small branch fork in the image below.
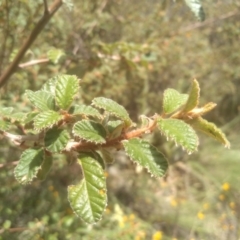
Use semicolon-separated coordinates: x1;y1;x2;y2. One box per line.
0;0;63;88
1;114;159;154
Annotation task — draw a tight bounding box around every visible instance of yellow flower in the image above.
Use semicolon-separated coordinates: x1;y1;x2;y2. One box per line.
152;231;163;240
197;211;205;220
222;182;230;191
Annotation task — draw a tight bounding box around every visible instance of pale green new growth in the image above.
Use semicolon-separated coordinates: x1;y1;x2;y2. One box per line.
55;75;79;110
163;88;188;114
183;79;200;112
188;117;230;148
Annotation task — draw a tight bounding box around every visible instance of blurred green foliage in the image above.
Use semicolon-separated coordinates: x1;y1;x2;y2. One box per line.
0;0;240;239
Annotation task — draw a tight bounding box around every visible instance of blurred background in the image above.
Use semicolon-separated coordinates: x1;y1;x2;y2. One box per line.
0;0;240;239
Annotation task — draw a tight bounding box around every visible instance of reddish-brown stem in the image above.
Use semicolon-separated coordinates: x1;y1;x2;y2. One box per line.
0;0;62;88
66;115;159;152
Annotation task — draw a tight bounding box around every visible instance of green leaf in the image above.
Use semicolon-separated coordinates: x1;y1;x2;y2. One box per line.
185;0;205;21
183;79;200;112
55;75;79;110
92;151;105;169
70;104;101;118
25;90;55;111
14;148;44;184
0;120;11;131
73;120;106;144
92;97;131;127
188;117;230;148
44;127;70;152
122;138;168;177
34;111;62;131
37;156;53;181
23;112;39;124
163;89;188;114
106;120;124;139
47;48;65;64
157;118;198;153
0;107;14;118
42;77;56;95
9;112;26;122
100;148;115;164
68;153;107;224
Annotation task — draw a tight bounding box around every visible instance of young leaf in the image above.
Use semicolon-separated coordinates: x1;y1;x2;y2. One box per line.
92;97;131;127
185;0;205;21
34;110;62;131
92;151;105;169
157;118;198;153
44;127;70;152
68;153;107;224
0;107;14;118
100;148;115;164
106;120;124;139
42;77;56;95
73;120;106;144
55;75;79;110
9;112;26;122
163;89;188;114
122;138;168;177
37;156;53;181
188;117;230;148
183;79;200;112
14;148;44;184
70;104;101;118
25;90;55;111
0;120;10;131
47;48;65;64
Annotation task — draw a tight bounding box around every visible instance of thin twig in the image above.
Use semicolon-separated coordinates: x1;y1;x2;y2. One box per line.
175;10;239;35
43;0;49;15
19;58;49;68
0;0;63;88
0;161;18;169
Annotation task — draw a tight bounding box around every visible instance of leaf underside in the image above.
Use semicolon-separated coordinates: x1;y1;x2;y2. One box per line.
188;117;230;148
122;138;168;177
183;79;200;112
68;153;107;224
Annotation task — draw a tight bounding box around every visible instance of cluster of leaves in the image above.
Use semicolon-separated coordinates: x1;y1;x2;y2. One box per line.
0;74;229;224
